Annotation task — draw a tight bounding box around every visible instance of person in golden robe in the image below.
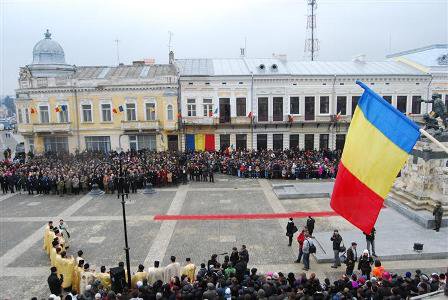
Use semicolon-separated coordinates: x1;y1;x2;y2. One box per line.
71;259;84;294
131;264;149;288
43;221;53;252
147;261;164;285
79;263;96;294
59;251;75;291
46;229;56;256
49;242;60;267
181;258;196;283
96;266;111;291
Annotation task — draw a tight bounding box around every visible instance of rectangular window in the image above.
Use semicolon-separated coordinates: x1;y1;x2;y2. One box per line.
411;96;421;114
101;103;112;122
129;134;156;150
59;105;69;123
257;134;267;150
397;96;407;113
18;108;23;123
336;134;346;150
44;136;68;152
203;99;213;117
24;108;29;124
85;136;111;152
304;97;315;120
236;98;246;117
81;104;92;122
236;134;247;150
383;95;392;104
219;134;230;151
145;102;156;120
304;134;314;150
336;96;346;115
290;97;300;114
126;103;136;121
319;96;330;114
39;105;49;123
289;134;300;149
273;97;283;121
319;134;329;150
273;134;283;150
351;96;360;115
258;97;268;122
187;99;196;117
167;105;174;120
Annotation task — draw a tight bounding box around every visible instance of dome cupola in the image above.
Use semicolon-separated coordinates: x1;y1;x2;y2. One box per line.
32;29;66;65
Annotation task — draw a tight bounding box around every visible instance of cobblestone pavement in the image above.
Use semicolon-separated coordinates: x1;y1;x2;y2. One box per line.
0;175;446;299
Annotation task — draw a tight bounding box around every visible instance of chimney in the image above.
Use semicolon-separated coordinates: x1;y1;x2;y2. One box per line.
169;51;175;64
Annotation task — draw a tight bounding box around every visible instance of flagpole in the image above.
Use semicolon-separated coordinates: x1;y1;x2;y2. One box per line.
419;128;448;154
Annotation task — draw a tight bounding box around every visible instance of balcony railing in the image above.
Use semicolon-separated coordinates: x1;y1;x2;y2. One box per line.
33;122;71;133
121;120;160;131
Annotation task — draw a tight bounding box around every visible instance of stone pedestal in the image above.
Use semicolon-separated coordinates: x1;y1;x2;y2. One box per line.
389;134;448;227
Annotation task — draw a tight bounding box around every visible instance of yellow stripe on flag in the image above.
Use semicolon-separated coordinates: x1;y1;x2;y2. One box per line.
341;107;408;198
195;134;205;151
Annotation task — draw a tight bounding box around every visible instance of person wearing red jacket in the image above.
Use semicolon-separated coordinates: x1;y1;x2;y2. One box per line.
295;228;307;263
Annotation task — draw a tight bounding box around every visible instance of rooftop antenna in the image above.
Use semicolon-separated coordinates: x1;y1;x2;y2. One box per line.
240;37;247;57
304;0;319;61
115;38;121;65
168;31;174;53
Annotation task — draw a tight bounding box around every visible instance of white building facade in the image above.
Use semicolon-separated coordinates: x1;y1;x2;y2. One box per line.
176;57;431;151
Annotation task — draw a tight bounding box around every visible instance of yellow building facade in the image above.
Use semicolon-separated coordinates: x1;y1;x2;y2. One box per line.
15;31;179;154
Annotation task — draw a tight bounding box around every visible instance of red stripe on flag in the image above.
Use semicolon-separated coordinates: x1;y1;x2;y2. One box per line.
154;210;338;221
331;162;384;234
205;134;215;151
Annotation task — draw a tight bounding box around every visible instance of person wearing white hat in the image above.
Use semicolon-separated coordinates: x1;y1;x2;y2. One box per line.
95;293;101;299
357;249;374;279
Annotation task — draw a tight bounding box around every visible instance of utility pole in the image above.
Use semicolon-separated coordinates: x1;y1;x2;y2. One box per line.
305;0;319;61
168;31;173;53
115;38;120;65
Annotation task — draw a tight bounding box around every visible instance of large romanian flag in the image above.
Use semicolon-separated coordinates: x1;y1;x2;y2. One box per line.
331;81;420;233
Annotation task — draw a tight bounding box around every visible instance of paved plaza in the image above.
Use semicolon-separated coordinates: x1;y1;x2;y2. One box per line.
0;175;447;299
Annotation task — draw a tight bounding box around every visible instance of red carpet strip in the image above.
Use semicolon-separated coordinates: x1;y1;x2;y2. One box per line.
154;211;338;221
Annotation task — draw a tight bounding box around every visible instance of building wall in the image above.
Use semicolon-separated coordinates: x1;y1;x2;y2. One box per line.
15;87;179;154
179;75;430;151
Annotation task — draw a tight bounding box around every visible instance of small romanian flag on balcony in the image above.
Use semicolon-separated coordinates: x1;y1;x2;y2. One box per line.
55;106;61;112
330;81;420;234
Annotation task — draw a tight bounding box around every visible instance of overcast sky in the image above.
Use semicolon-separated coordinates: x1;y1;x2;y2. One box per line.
1;0;447;95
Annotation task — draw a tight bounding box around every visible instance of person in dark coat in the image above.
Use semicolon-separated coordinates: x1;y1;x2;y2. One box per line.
345;242;357;275
239;245;249;263
306;216;315;237
365;227;377;257
230;247;239;266
286;218;298;246
330;230;343;268
47;266;63;296
433;202;443;232
358;249;374;279
234;259;247;283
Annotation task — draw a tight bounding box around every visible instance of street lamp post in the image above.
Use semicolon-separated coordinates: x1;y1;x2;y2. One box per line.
89;155;132;290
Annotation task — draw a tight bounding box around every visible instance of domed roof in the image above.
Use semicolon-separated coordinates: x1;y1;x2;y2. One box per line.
32;29;66;65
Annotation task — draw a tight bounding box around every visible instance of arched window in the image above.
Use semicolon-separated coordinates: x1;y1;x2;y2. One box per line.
167;104;173;120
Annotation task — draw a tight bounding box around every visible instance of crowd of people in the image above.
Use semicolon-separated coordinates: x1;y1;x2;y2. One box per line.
1;149;341;195
41;218;446;300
